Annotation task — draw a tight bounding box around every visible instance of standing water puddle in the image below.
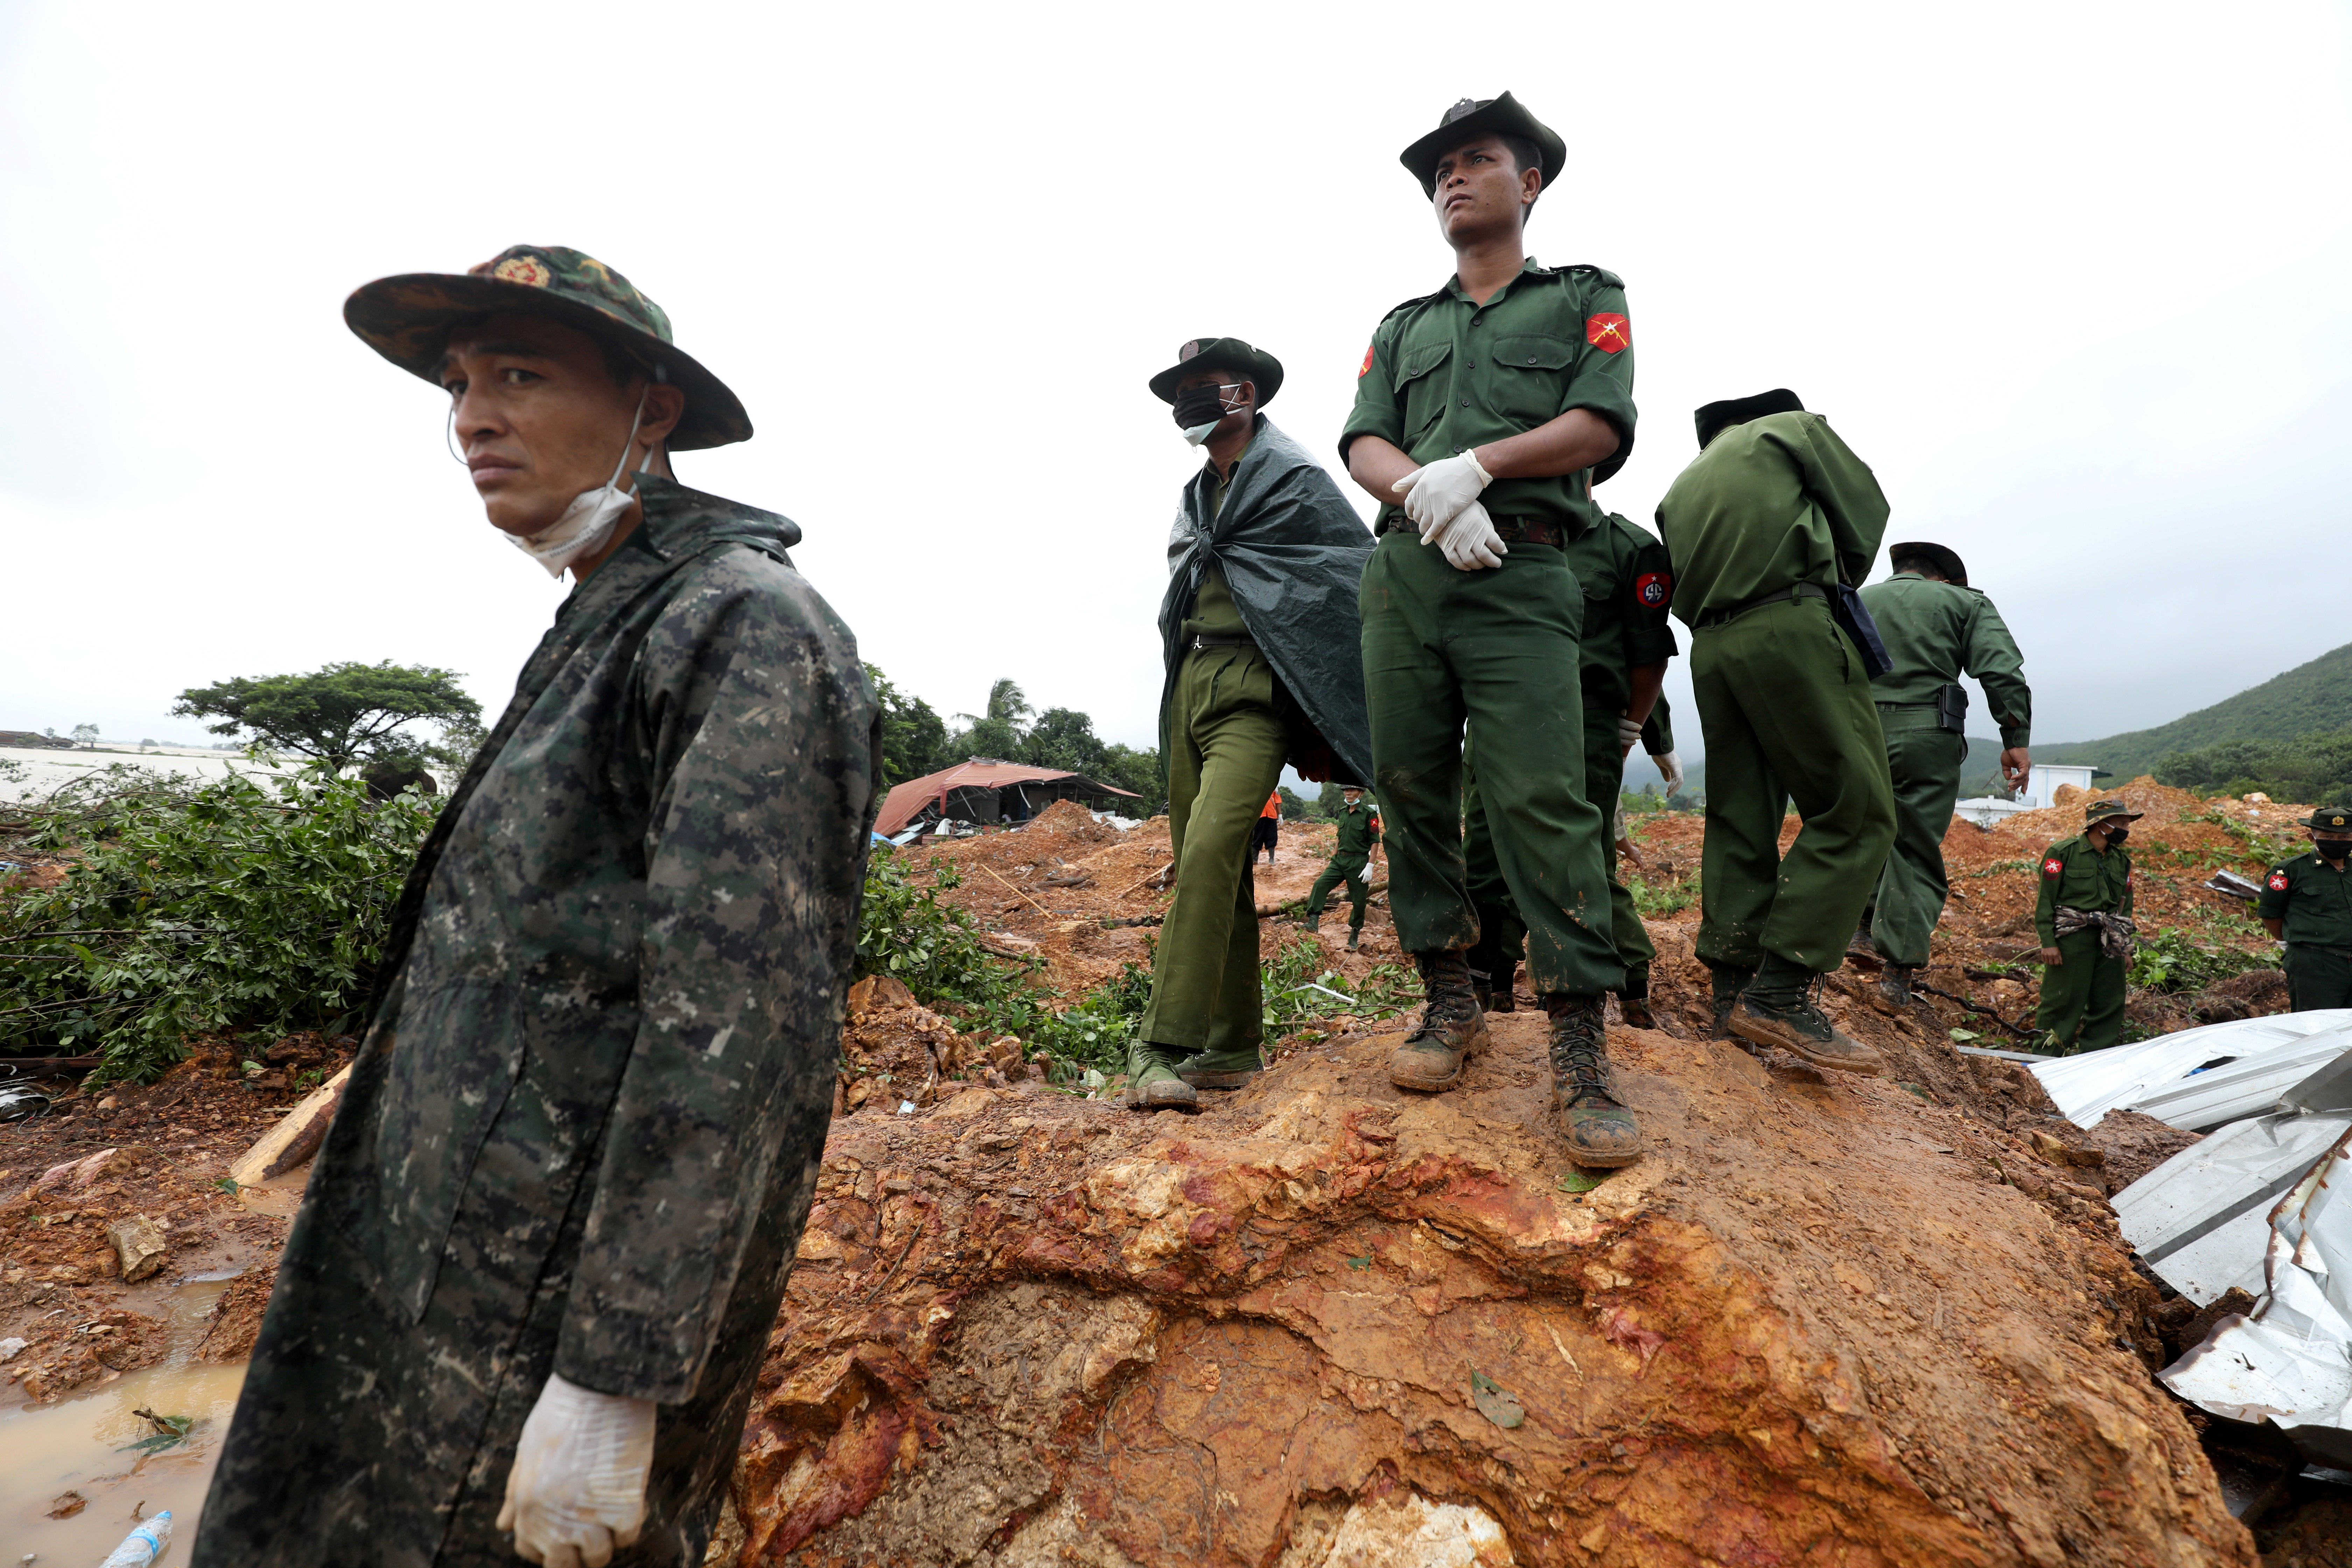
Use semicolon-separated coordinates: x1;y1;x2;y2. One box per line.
1;1274;247;1560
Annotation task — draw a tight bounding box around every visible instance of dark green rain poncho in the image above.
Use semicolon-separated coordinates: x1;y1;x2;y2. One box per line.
1155;414;1377;782
194;478;880;1566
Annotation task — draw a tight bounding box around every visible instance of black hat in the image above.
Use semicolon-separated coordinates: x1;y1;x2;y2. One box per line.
1889;541;1969;587
1694;389;1805;450
1399;92;1565;200
1147;337;1284;407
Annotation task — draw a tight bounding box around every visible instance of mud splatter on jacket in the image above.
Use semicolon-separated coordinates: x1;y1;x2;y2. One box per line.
195;477;879;1567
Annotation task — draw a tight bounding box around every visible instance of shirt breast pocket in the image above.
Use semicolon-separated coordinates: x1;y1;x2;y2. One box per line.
1489;334;1575;427
1393;338;1455;450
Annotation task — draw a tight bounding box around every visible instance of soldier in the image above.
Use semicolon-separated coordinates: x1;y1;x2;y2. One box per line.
1855;540;2032;1011
2035;799;2141;1050
1139;338;1376;1105
1462;509;1681;1027
195;247;878;1566
1303;785;1383;950
1340;92;1642;1166
1654;390;1895;1073
2258;807;2352;1010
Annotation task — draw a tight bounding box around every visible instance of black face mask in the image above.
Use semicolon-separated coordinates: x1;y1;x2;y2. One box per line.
2102;826;2130;846
1171;384;1230;431
2319;839;2352;862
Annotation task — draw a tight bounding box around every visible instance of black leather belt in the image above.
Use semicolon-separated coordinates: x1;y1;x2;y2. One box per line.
1695;581;1828;630
1378;516;1566;548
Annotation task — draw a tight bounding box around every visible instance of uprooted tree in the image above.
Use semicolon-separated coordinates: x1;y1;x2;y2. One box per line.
172;660;484;771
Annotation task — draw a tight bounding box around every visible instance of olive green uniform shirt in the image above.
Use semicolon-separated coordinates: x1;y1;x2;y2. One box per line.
1339;259;1637;540
1655;411;1890;623
2258;852;2352;947
1332;798;1382;861
1178;443;1254;642
2034;835;2134;946
1860;572;2033;748
1563;511;1678;713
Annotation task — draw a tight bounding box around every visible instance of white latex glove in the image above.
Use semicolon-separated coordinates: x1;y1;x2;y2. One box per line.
498;1372;658;1567
1360;861;1374;881
1390;448;1493;534
1652;750;1685;794
1427;499;1508;571
1616;715;1643;755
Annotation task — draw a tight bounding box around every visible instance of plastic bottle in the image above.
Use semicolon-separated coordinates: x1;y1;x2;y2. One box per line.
97;1511;172;1568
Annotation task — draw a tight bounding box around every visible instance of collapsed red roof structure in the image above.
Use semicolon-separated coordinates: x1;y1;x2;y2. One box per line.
872;760;1141;837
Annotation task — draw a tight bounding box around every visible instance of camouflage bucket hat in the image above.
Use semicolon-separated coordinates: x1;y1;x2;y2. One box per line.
344;245;751;451
2085;799;2143;825
2303;807;2352;831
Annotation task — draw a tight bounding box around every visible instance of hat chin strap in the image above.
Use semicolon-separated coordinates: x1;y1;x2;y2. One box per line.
507;389;650;579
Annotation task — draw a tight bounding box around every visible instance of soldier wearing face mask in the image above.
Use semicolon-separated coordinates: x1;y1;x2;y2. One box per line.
1133;339;1376;1106
2033;798;2141;1051
2258;807;2352;1010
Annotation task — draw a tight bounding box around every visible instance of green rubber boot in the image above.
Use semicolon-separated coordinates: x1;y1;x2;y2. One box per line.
1126;1040;1201;1111
1177;1044;1264;1090
1345;926;1361;952
1546;993;1645;1168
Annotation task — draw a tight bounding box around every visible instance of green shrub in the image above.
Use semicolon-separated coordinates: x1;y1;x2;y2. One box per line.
2127;927;2277;993
0;764;438;1083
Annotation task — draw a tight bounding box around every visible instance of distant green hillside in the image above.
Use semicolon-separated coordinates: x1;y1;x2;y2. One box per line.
2039;640;2352;779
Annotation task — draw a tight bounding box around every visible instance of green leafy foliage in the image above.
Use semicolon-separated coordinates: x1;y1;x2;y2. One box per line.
2127;927;2277;993
2164;726;2352;803
172;660;483;770
118;1408;194;1454
1629;874;1696;918
1260;936;1416;1035
864;662;954;787
0;764;438;1082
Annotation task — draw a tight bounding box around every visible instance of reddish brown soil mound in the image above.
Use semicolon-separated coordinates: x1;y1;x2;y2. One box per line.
732;1009;2250;1566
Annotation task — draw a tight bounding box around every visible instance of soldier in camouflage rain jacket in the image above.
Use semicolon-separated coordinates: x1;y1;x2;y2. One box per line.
195;247;879;1567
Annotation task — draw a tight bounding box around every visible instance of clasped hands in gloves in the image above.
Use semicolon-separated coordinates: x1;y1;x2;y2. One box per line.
499;1372;658;1567
1391;450;1505;571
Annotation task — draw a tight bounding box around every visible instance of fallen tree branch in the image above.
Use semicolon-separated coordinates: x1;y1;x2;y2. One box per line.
1102;878;1392;930
1913;981;2039;1040
979;864;1051;916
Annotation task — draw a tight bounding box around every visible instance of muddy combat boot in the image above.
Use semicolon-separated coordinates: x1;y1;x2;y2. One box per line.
1616;964;1659;1030
1490;960;1518;1014
1301;910;1322;934
1706;964;1755;1040
1868;963;1917;1016
1125;1040;1201;1110
1729;955;1887;1076
1545;993;1645;1167
1468;966;1494;1014
1388;950;1489;1092
1177;1043;1264;1090
1345;925;1362;952
1845;924;1880;967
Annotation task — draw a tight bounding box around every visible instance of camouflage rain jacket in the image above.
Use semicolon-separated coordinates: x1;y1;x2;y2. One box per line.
195;478;879;1567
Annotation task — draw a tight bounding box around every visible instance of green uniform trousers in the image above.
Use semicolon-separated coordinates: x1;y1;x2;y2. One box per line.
1690;596;1896;973
2285;944;2352;1011
1304;856;1371;930
1463;706;1655;986
1359;533;1622;997
1138;645;1287;1055
1864;706;1968;967
2036;929;2127;1051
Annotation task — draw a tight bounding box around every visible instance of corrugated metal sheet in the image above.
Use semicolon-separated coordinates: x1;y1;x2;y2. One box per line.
2030;1010;2352;1131
2114;1109;2352;1304
871;761;1140;837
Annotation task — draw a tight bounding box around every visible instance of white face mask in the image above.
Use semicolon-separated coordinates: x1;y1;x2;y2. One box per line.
507;388;650;579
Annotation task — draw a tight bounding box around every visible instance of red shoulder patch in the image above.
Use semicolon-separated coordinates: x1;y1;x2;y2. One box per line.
1586;313;1631;354
1633;571;1672;608
2269;870;2291;892
2042;856;2064;878
1358;343;1375;378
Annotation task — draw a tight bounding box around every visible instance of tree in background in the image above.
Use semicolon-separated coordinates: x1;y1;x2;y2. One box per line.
70;724;99;749
172;660;483;771
2157;729;2352;804
864;664;953;787
1278;785;1315;820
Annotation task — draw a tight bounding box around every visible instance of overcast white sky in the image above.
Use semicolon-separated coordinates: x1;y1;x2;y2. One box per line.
3;3;2347;771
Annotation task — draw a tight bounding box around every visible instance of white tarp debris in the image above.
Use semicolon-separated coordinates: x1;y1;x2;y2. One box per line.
2162;1124;2352;1467
2031;1010;2352;1131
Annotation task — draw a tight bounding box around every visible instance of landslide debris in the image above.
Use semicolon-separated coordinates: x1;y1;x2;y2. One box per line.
736;999;2251;1566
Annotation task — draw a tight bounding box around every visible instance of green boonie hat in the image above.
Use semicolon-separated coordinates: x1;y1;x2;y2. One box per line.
343;244;751;451
2085;799;2144;825
1147;337;1284;407
1889;540;1969;587
2303;807;2352;831
1399;92;1565;200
